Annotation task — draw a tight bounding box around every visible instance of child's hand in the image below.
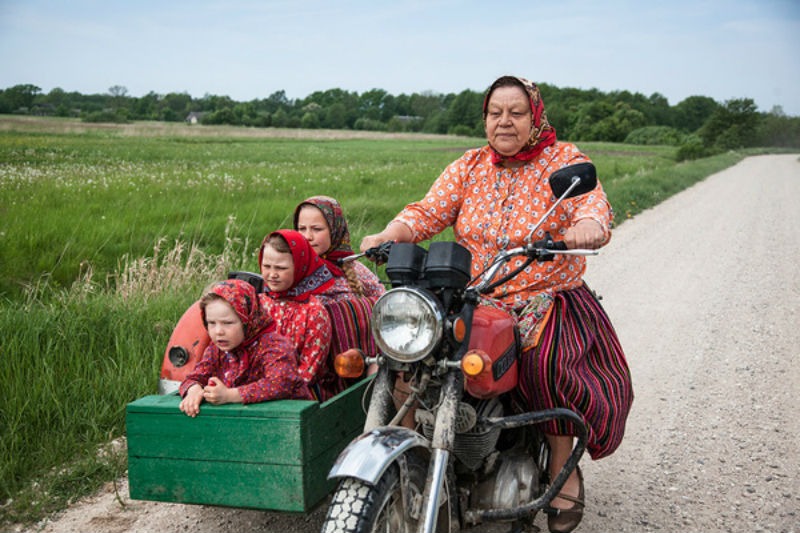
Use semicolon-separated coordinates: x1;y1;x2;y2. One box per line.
179;384;204;417
203;377;234;404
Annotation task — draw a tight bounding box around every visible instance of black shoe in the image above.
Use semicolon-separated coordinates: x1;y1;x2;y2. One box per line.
547;466;584;533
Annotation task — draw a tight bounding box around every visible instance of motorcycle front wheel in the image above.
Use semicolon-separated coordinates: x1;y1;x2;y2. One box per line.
320;453;457;533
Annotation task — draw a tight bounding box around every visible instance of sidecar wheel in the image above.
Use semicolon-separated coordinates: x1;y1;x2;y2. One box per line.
321;454;457;533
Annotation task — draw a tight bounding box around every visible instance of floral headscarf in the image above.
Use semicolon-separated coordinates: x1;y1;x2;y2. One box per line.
293;195;352;277
258;229;336;302
201;279;273;346
482;76;557;165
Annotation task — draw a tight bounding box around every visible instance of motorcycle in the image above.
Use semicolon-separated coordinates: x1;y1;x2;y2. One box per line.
321;162;599;533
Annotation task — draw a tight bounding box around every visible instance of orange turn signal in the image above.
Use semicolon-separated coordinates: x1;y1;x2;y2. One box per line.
334;349;366;379
461;350;487;377
451;317;466;343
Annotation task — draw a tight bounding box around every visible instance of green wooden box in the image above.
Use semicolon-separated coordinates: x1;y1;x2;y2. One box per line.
126;378;370;512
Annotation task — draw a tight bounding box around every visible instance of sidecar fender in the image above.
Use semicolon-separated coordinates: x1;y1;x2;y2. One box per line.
327;426;430;484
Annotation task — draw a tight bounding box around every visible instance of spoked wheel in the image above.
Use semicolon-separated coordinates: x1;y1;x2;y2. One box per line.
321;453;457;533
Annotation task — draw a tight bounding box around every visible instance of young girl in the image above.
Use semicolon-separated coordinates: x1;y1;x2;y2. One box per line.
258;229;339;400
178;279;311;417
293;195;384;305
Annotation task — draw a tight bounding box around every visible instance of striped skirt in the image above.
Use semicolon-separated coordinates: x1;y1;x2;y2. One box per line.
517;283;633;460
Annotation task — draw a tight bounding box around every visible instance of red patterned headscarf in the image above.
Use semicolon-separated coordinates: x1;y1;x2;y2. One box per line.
482;76;557;165
201;279;273;346
258;229;336;302
293;195;352;277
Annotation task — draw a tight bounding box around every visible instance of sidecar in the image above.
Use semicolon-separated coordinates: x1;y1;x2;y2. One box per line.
126;376;372;512
127;274;378;512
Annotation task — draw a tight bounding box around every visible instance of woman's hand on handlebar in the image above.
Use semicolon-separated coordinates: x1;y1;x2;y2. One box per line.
360;233;388;253
360;222;413;253
564;219;606;249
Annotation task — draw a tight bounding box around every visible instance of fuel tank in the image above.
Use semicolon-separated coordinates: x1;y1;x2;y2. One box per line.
463;305;519;399
158;300;210;395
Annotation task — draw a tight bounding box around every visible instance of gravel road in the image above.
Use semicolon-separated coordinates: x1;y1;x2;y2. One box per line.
17;154;800;533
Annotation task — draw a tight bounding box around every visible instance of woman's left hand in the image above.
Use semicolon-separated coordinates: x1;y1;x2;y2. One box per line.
564;219;605;249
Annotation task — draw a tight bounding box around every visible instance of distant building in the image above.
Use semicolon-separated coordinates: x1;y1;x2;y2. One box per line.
185;112;207;125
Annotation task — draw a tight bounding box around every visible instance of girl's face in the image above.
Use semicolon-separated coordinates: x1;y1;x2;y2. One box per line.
484;85;533;157
296;206;332;256
204;299;245;351
260;245;295;292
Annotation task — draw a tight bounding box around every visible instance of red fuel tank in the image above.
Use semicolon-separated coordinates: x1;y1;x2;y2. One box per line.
463;305;519;399
158;300;210;394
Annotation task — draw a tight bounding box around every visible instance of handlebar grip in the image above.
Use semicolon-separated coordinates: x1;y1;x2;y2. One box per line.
548;240;568;251
365;241;393;264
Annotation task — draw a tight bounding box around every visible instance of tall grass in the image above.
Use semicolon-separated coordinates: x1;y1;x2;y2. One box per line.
0;219;250;525
0;117;754;526
0;128;476;300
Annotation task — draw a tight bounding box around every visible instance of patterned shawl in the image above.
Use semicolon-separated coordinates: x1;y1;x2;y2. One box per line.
482;76;557;165
293;195;352;277
259;229;336;302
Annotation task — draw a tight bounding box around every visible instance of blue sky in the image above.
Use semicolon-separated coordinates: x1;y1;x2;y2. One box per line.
1;0;799;116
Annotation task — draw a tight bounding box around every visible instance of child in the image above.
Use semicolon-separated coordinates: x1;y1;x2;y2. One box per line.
293;195;385;304
258;229;339;400
178;279;311;417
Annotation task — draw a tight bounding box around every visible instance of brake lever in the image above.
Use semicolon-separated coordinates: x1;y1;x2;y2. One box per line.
338;241;393;266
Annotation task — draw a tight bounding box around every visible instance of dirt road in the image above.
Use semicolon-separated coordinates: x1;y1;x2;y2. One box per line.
19;154;800;533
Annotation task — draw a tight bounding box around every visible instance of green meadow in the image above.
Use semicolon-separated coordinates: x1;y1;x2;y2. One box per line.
0;117;746;525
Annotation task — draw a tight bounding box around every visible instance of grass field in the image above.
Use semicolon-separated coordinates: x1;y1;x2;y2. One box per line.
0;116;748;526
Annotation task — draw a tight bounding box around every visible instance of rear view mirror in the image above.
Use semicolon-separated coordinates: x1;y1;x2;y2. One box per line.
549;162;597;198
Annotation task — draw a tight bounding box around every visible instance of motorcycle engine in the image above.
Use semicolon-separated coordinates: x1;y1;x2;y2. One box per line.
416;398;503;470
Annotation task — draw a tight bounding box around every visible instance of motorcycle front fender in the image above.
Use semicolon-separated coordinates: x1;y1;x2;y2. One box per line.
327;426;430;485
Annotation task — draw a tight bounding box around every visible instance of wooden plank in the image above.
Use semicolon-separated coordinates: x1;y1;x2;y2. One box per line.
127;412;306;464
129;457;319;511
127;394;318;419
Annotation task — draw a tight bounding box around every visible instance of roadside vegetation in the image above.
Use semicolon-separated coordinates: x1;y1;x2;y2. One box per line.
0;117;786;526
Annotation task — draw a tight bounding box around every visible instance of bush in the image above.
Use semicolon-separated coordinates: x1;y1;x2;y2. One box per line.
353;118;386;131
676;134;717;161
625;126;685;146
448;124;479;137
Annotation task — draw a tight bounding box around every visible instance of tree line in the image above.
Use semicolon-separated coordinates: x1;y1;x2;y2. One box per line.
2;82;799;160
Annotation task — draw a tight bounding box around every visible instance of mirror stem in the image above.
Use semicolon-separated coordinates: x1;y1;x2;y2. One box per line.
524;177;581;243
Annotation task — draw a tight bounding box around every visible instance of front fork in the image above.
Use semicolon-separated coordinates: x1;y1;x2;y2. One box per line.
418;370;461;533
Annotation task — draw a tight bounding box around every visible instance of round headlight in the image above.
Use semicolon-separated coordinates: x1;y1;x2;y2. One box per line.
371;287;444;363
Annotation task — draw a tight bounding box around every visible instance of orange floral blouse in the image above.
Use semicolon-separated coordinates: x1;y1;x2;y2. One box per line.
394;142;612;308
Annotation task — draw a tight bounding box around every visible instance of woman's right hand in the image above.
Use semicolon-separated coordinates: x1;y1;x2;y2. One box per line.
360;222;412;253
360;233;388;253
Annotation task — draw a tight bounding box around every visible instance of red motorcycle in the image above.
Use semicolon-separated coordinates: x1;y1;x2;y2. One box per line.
321;162;599;533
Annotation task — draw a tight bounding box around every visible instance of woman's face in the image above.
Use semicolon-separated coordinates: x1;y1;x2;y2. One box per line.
296;206;332;256
484;85;533;157
204;299;245;351
260;245;295;292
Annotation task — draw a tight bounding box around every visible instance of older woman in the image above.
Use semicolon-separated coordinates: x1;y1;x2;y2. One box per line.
361;75;633;533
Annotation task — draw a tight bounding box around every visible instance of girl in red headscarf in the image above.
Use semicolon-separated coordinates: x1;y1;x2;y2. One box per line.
178;279;312;417
258;229;339;400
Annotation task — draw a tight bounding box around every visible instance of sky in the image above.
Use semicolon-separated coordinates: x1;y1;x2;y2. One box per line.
1;0;799;116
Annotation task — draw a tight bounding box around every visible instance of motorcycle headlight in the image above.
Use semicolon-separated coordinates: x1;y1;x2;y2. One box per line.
371;287;444;363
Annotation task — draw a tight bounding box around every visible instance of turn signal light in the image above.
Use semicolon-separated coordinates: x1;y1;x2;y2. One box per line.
451;317;466;343
334;349;366;378
461;350;487;377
